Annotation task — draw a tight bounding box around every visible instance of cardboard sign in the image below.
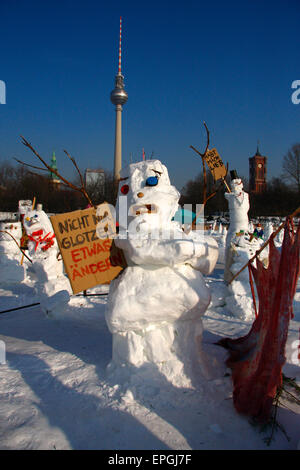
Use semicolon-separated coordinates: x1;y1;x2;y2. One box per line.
50;204;125;294
204;148;227;181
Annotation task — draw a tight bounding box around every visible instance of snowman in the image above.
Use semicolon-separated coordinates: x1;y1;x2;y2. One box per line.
224;175;250;283
105;160;219;385
0;220;26;284
264;221;274;241
223;175;266;318
23;206;71;317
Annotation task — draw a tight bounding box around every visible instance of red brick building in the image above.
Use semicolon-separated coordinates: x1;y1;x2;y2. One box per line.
249;145;267;193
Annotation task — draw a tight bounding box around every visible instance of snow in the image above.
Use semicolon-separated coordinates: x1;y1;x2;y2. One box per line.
0;171;299;451
0;260;299;450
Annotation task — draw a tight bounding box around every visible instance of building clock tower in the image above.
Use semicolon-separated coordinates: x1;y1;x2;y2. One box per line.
249;143;267;193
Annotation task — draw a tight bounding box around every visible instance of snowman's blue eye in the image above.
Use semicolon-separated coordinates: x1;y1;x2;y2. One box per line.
146;176;158;186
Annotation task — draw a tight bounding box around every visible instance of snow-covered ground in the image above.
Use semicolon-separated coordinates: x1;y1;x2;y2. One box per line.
0;261;299;451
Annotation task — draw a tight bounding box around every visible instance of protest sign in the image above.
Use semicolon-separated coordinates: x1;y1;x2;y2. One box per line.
50;203;125;294
204;148;227;181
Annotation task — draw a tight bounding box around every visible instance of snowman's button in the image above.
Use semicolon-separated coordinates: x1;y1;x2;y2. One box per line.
137;192;144;198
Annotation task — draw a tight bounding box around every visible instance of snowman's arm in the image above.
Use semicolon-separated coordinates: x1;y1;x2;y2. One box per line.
115;237;217;271
187;236;219;275
115;238;196;266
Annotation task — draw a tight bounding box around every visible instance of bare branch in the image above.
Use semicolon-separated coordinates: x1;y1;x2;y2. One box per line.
26;170;48;179
190;122;213;207
13;157;48;173
63;149;85;189
202;121;210;156
190;122;210;158
19;136;94;207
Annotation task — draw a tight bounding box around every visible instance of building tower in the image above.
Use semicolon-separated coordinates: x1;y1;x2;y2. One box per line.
49;151;61;190
110;17;128;181
249;142;267;193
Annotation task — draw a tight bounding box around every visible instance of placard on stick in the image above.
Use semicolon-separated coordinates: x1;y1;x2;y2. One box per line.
50;204;125;294
204;148;227;181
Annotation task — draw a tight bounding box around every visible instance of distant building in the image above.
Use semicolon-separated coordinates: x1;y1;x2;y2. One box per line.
49;152;61;190
249;144;267;193
84;169;105;193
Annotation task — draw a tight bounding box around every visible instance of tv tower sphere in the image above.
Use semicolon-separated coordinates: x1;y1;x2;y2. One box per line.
110;74;128;106
111;17;128;181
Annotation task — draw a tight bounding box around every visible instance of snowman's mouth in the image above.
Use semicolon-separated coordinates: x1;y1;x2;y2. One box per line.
27;219;38;227
131;204;158;216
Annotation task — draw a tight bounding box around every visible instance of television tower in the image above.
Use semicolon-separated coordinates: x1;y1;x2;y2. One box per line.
110;17;128;181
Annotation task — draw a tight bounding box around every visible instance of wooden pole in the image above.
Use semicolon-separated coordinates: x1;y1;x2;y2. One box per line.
222;177;231;193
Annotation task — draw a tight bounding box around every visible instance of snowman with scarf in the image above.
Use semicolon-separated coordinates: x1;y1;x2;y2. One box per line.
23;206;71;317
105;159;219;386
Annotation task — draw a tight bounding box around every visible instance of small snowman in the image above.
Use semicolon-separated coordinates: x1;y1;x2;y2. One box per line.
264;221;273;241
224;171;250;282
223;172;265;318
0;220;26;284
105;160;219;385
23;205;71;317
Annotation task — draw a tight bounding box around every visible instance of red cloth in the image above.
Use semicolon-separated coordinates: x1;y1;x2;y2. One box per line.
218;219;300;421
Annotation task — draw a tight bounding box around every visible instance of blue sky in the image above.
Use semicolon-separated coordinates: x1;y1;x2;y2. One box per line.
0;0;299;191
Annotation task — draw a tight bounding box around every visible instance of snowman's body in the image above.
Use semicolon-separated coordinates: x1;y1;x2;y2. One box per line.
105;160;219;385
23;209;71;316
0;221;26;284
224;179;250;282
224;179;250;242
264;221;274;241
0;221;23;258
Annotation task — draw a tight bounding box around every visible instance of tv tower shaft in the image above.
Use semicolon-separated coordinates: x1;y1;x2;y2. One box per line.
110;17;128;181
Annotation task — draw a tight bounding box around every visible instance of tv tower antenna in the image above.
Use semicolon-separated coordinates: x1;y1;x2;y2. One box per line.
110;16;128;181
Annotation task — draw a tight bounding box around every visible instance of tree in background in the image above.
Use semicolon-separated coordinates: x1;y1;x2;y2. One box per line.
0;161;116;213
282;143;300;193
249;177;300;217
180;170;299;218
180;172;249;216
179;171;229;216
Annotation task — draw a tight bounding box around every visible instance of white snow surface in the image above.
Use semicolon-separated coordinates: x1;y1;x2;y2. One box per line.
0;260;299;450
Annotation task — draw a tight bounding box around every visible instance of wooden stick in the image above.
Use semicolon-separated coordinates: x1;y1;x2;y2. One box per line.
222;177;231;193
0;230;32;263
228;205;300;284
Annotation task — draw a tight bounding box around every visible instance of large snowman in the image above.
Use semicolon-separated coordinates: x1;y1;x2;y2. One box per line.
23;206;71;317
105;160;219;385
223;177;265;319
223;177;250;283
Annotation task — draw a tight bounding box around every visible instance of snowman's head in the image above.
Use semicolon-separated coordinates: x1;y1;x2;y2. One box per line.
23;209;54;238
0;222;22;241
116;160;180;232
230;178;244;193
